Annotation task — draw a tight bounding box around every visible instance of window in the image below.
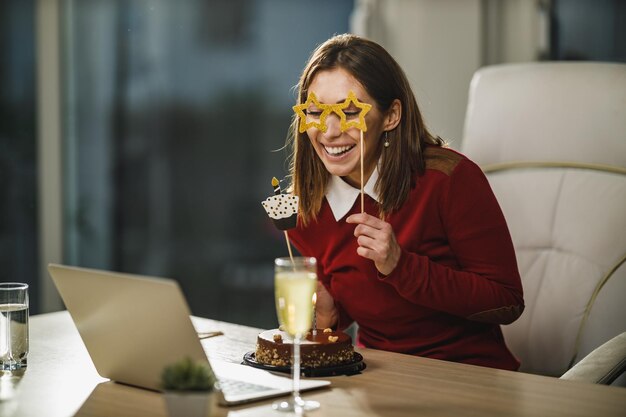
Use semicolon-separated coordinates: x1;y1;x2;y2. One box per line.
0;0;38;313
62;0;354;327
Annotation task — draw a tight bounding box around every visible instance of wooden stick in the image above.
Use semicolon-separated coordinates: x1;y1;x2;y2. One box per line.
284;230;295;267
360;130;365;213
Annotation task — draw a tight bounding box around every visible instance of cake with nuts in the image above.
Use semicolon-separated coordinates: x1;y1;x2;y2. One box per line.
255;328;354;368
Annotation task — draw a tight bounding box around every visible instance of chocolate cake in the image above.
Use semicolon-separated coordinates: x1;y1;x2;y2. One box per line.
255;328;354;368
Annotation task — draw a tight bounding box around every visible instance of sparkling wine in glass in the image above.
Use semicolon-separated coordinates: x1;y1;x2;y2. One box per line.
272;257;320;413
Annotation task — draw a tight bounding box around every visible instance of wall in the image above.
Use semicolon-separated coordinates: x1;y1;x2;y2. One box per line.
352;0;545;148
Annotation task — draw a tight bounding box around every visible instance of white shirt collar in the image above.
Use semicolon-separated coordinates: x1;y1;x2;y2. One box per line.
325;166;380;221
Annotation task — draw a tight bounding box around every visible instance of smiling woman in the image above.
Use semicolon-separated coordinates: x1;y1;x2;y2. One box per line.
285;34;526;371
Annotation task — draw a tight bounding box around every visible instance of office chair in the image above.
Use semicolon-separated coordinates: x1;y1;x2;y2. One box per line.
461;62;626;384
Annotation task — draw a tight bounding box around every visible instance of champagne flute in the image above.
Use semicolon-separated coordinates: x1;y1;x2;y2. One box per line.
272;257;320;413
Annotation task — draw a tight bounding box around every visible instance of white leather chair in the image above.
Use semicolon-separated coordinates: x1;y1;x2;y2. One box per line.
461;62;626;383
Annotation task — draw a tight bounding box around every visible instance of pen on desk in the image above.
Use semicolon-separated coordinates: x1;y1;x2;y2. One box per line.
197;331;224;340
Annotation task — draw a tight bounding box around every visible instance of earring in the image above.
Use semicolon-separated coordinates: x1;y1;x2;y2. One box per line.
383;131;390;148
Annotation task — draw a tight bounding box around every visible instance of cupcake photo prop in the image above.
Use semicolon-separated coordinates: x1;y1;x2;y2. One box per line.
262;177;299;264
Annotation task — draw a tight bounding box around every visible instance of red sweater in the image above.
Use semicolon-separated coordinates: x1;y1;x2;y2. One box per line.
289;146;524;370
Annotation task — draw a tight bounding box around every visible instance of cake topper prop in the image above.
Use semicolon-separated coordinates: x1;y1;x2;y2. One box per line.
262;177;299;264
293;90;372;213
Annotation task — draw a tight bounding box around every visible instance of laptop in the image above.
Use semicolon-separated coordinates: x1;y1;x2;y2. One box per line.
47;263;330;405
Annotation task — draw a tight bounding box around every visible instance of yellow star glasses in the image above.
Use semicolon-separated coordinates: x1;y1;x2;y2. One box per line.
293;91;372;133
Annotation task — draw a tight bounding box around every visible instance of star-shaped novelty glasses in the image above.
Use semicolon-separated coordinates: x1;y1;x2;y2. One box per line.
293;91;372;133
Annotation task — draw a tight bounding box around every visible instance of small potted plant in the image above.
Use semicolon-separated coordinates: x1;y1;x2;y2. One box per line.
161;357;217;417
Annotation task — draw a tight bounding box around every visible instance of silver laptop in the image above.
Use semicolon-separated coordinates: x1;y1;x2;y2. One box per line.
47;263;330;405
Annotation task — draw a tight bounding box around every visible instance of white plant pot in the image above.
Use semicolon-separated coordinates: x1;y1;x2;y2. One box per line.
163;390;215;417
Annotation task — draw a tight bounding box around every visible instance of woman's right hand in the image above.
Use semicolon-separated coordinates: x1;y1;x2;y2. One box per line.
315;281;338;329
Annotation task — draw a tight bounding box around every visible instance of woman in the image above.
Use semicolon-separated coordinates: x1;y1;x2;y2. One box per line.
286;34;524;370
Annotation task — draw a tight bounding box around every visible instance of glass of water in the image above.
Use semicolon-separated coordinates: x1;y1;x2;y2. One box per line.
0;283;29;370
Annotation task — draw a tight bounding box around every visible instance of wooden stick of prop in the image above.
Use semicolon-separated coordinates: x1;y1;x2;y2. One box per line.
360;130;365;213
284;230;295;267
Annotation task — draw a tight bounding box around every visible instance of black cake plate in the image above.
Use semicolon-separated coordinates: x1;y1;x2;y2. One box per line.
242;352;366;377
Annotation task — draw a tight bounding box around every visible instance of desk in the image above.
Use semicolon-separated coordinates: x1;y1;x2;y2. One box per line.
3;311;625;417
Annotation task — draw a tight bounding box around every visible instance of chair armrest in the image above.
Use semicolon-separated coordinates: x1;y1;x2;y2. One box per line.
560;332;626;385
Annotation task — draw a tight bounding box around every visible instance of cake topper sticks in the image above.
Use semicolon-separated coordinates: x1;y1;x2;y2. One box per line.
293;90;372;213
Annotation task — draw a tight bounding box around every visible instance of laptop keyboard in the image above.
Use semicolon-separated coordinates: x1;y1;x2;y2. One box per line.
218;378;276;396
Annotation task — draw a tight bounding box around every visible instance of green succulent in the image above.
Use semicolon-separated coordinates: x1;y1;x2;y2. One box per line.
161;357;217;392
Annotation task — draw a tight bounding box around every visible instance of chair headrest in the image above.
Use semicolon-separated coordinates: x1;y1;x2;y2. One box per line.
462;62;626;170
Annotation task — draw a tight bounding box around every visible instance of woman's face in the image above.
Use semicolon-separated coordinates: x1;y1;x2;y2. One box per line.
305;67;387;187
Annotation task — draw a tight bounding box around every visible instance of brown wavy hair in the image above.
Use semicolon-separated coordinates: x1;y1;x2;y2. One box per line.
288;34;444;224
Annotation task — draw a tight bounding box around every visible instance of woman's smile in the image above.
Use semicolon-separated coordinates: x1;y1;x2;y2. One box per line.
324;144;356;157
